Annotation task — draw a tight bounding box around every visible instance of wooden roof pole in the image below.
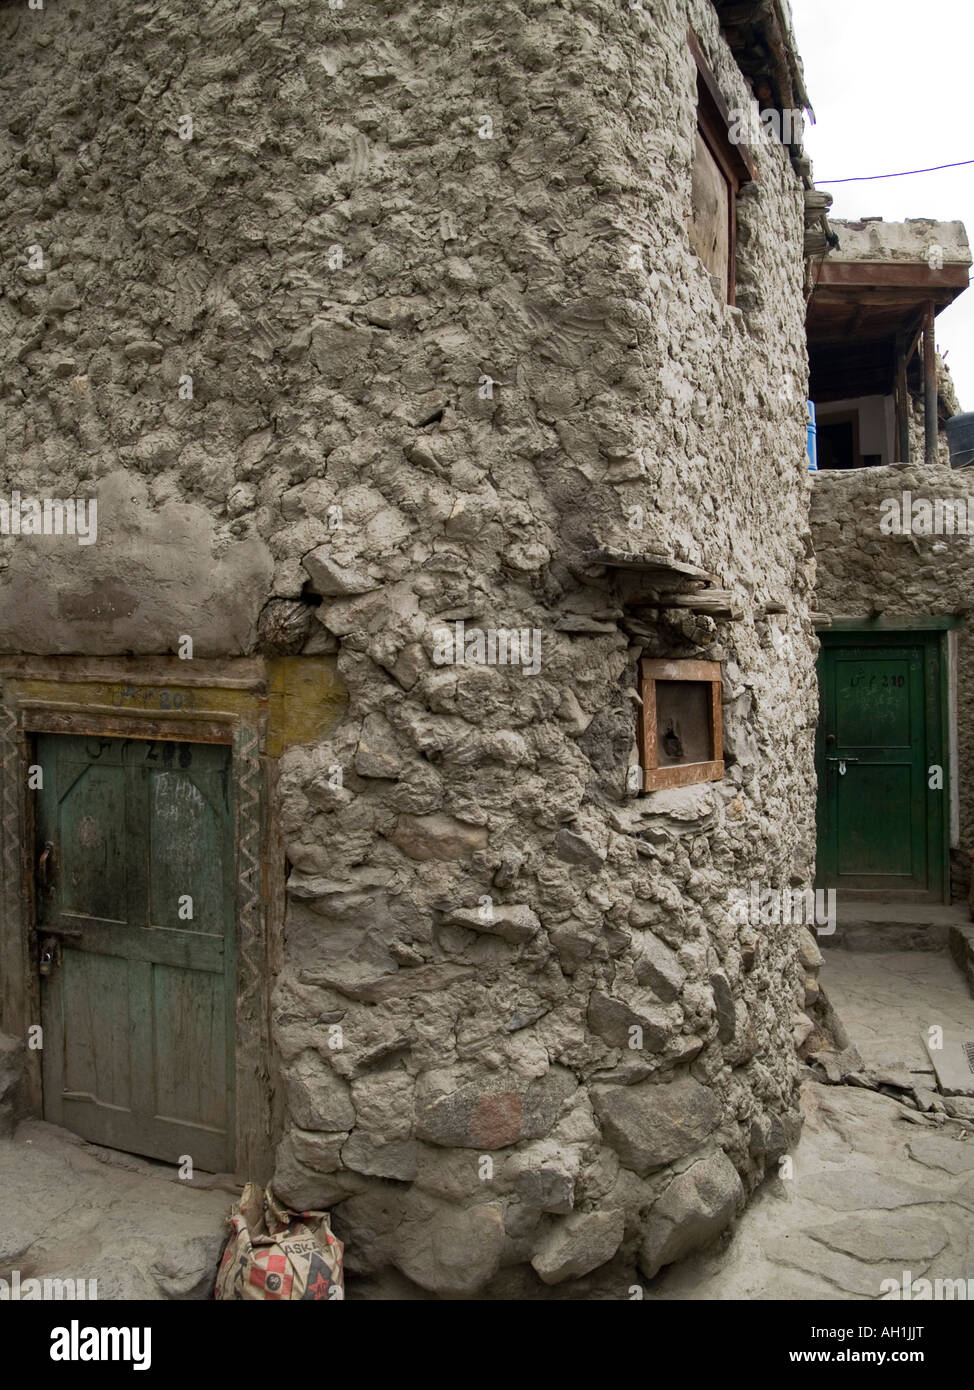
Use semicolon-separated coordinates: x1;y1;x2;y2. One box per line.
896;329;910;464
924;299;938;466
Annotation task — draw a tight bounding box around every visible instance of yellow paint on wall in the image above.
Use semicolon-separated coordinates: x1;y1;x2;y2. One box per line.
266;657;347;756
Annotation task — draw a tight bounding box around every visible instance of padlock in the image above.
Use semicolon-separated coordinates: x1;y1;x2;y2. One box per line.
38;935;59;977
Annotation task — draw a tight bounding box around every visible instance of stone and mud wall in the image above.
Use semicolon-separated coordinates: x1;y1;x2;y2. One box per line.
0;0;817;1295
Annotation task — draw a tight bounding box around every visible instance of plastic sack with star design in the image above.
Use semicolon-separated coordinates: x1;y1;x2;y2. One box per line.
215;1182;344;1301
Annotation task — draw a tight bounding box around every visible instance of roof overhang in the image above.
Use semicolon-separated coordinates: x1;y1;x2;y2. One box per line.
714;0;813;145
807;260;969;402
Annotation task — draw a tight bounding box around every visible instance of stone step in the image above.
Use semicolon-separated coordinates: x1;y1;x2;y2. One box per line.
825;900;971;953
949;919;974;995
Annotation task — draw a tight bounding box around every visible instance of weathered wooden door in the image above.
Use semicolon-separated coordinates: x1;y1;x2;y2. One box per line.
815;633;947;898
35;734;235;1170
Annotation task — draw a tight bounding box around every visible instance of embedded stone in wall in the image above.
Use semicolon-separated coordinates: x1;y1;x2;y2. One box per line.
441;903;541;944
531;1208;626;1286
592;1077;722;1177
416;1069;578;1150
303;545;381;598
638;1150;745;1279
285;1051;356;1133
390;1193;507;1297
586;991;672;1051
633;933;687;1002
508;1144;578;1214
341;1134;419;1183
390;813;488;862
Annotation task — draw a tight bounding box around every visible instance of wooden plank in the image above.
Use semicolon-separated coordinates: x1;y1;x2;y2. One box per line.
0;655;268;690
645;760;725;791
641;658;723;683
815;262;969;291
690;128;732;303
18;705;236;745
582;548;717;583
232;721;266;1182
58;1095;228;1173
0;711;39;1108
642;591;745;620
809;286;960;310
711;680;723;763
641;673;658;791
52;920;226;971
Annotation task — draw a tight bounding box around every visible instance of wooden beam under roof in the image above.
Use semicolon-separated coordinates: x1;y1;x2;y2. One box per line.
814;261;969;292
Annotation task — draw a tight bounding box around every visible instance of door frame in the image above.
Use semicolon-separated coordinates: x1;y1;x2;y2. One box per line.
0;655;344;1181
815;618;955;902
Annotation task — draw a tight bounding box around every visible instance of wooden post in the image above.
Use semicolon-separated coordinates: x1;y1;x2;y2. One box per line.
895;329;910;463
924;300;938;466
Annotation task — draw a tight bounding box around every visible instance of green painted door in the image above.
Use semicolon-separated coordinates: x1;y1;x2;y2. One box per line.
36;734;235;1171
815;633;947;898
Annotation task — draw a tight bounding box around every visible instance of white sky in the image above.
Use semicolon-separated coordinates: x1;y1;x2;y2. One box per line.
790;0;974;411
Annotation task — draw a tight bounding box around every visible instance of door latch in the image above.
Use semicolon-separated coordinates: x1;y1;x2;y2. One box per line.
38;935;60;977
826;756;860;776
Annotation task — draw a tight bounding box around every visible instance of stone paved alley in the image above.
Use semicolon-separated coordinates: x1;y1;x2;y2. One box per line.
652;945;974;1300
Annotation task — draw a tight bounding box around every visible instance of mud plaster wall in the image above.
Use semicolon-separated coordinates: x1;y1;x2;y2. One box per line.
0;0;817;1295
812;463;974;901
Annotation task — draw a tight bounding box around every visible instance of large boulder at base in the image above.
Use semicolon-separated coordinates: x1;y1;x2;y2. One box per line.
531;1208;625;1285
638;1150;744;1279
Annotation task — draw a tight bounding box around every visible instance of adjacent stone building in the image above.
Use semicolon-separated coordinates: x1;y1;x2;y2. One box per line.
0;0;826;1295
808;218;973;914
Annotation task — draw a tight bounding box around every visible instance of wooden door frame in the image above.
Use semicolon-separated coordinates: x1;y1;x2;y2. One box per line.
815;619;954;902
0;655;327;1182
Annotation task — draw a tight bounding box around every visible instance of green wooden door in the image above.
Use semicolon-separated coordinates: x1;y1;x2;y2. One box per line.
815;634;947;897
36;734;235;1171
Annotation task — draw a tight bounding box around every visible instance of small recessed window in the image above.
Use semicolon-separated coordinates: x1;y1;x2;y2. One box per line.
639;658;724;791
687;32;757;307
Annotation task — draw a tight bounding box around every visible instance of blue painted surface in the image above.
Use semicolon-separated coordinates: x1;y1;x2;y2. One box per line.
807;400;818;471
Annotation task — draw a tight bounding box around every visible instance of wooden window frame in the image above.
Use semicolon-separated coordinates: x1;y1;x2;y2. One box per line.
687;31;758;307
639;657;724;791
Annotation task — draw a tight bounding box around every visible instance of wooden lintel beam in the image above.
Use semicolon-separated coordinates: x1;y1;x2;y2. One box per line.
814;261;969;291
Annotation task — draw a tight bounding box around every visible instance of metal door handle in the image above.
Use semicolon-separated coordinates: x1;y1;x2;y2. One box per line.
38;841;56;888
